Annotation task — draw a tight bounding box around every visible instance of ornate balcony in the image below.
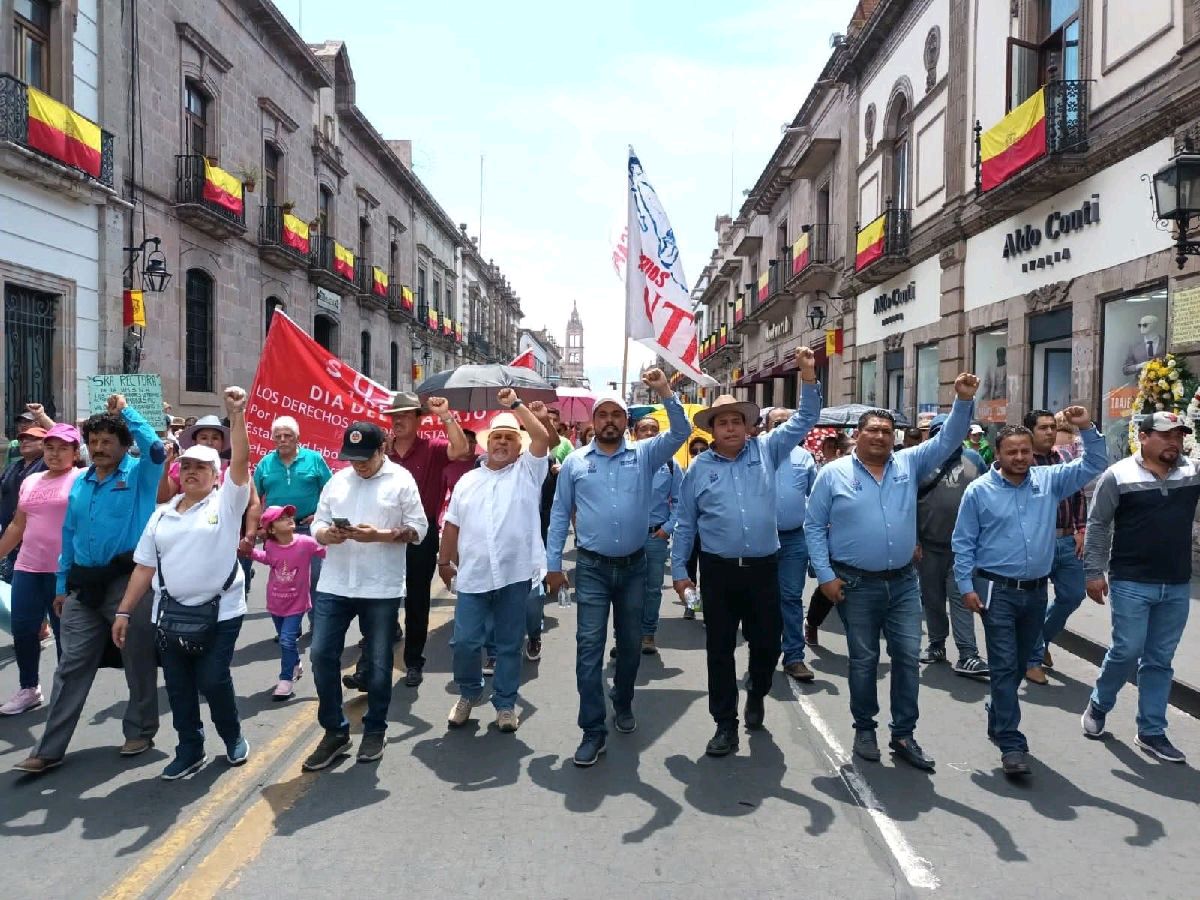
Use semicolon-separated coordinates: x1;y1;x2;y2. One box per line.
175;154;246;239
852;207;911;287
258;205;310;271
308;234;356;294
786;223;838;293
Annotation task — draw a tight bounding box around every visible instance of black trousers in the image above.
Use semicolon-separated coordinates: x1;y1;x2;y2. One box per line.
699;552;781;727
403;526;439;668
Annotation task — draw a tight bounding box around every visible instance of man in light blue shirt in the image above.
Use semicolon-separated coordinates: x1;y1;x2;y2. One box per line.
671;347;820;756
765;406;817;684
805;372;980;771
951;408;1105;776
631;415;682;655
546;368;689;767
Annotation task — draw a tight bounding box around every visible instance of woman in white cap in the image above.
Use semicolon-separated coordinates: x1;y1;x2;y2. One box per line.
112;387;253;780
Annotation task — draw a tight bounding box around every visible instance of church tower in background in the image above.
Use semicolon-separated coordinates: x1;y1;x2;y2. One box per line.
562;300;586;386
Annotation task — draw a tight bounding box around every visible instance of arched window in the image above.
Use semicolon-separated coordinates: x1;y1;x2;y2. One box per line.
314;313;337;353
265;296;284;336
389;341;399;390
318;185;334;236
184;80;209;159
185;269;214;392
885;93;911;209
263;142;281;208
360;329;371;377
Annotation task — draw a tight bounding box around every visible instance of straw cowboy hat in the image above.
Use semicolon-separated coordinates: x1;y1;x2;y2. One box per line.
693;395;761;433
476;411;532;453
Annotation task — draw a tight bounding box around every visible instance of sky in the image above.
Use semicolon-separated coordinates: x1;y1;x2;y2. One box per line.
278;0;859;392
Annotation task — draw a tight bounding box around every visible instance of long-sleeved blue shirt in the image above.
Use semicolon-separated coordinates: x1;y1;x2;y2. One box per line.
951;425;1107;594
670;381;822;579
546;392;690;570
804;398;974;585
56;406;166;594
648;459;683;535
776;445;817;531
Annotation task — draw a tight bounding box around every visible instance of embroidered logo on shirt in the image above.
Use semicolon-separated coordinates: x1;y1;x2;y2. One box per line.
709;472;719;483
587;462;597;474
747;460;761;468
620;456;637;467
851;480;863;491
1031;484;1042;495
208;513;219;525
893;472;909;484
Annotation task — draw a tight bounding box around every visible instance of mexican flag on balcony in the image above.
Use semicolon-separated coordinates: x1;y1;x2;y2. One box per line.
282;213;310;254
202;159;244;216
371;266;388;297
855;213;886;270
400;286;415;310
756;271;769;302
26;87;102;178
980;87;1047;191
734;296;744;324
332;241;354;280
792;232;810;274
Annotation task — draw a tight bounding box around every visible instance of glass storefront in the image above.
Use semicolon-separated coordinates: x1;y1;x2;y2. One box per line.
859;358;877;405
916;344;939;417
973;329;1008;427
1100;285;1168;460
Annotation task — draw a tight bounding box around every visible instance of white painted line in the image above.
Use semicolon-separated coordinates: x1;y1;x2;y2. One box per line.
787;679;941;891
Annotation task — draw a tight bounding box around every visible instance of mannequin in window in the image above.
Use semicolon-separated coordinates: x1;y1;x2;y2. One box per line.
981;347;1007;401
1122;315;1164;375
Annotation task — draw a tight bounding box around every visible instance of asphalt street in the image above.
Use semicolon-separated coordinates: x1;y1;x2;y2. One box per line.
2;552;1198;900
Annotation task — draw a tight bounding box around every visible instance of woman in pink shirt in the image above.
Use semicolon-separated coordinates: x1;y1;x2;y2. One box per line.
251;505;325;699
0;424;84;715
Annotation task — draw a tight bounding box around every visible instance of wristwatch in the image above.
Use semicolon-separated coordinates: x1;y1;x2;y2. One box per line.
510;398;523;409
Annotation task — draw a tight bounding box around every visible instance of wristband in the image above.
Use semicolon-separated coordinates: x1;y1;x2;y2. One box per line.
115;612;131;619
437;560;455;567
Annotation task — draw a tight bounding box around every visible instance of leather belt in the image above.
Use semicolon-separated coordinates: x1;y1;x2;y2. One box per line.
701;551;777;568
832;560;914;581
577;546;646;567
976;569;1049;591
778;525;805;536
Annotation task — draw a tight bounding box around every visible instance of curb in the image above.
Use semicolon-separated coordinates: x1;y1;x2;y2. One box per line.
1056;626;1200;719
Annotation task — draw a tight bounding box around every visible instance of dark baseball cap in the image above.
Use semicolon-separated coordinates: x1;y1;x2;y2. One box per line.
338;421;387;461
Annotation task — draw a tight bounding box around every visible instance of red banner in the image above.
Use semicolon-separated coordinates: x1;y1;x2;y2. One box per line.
416;409;504;441
246;313;393;468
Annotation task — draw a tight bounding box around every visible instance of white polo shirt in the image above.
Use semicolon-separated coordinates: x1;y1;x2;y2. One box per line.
312;459;428;599
134;476;252;622
446;449;549;594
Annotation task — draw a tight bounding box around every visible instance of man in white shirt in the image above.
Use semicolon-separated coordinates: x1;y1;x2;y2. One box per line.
437;390;552;733
301;422;427;771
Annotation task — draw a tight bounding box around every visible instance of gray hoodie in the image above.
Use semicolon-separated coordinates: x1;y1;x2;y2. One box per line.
917;447;986;548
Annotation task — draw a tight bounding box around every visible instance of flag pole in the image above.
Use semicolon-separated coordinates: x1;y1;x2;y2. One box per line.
621;147;631;399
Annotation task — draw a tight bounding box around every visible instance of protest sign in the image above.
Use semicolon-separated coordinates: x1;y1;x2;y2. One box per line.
87;373;164;427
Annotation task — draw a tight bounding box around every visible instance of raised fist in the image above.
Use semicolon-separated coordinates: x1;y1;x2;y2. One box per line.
497;388;519;409
954;373;981;401
1061;405;1092;429
223;386;247;414
106;394;127;414
528;400;548;418
796;346;817;382
427;396;451;419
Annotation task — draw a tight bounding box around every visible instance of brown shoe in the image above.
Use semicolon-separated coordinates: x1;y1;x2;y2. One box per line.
784;661;815;682
119;737;155;756
13;755;63;775
1042;649;1054;669
804;622;819;647
1025;666;1048;685
640;635;658;655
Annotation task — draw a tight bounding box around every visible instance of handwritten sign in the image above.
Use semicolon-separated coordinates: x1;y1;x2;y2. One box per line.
1170;286;1200;346
87;373;164;428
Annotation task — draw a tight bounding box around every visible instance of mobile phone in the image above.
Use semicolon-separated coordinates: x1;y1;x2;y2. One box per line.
332;516;352;529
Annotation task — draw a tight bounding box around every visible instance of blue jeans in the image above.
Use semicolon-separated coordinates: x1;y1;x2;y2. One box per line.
296;524;323;625
9;570;61;688
1028;534;1085;667
835;567;922;737
979;579;1047;753
1091;580;1191;737
454;580;530;710
272;613;304;681
311;592;400;735
778;528;808;664
641;531;670;636
484;582;546;656
575;550;646;736
160;616;244;758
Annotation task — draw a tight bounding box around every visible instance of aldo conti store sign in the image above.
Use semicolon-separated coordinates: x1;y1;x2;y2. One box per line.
854;255;941;346
1001;194;1100;272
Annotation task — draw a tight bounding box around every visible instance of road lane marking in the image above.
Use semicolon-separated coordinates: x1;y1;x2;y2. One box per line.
787;679;941;891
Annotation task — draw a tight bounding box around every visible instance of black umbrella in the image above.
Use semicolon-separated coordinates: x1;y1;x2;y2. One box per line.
817;403;911;428
415;364;558;411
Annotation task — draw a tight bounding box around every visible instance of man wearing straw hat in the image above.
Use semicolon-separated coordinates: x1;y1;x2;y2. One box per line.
671;346;821;757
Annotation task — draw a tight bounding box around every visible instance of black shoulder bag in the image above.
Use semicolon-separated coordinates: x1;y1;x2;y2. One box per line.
153;528;239;657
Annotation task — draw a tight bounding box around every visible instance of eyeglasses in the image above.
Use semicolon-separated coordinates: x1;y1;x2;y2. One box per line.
1138;321;1154;329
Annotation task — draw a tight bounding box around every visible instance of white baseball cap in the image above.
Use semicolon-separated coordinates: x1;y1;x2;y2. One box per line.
179;444;221;469
969;424;985;435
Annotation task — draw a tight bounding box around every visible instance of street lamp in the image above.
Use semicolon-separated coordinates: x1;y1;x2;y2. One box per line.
806;303;827;331
124;237;173;293
1151;151;1200;269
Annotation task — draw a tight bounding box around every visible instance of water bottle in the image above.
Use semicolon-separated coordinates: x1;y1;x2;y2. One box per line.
683;587;701;611
557;585;572;608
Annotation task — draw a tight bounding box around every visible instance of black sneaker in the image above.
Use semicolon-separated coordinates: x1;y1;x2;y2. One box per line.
889;735;936;770
357;732;386;763
953;655;990;678
683;607;696;621
1136;733;1186;763
919;645;947;664
853;729;881;761
744;693;765;730
405;666;423;687
302;732;352;771
1001;750;1031;776
705;726;739;757
573;735;607;767
614;709;637;734
525;638;542;661
342;673;368;692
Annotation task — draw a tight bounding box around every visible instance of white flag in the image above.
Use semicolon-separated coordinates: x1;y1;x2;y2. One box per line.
624;147;717;387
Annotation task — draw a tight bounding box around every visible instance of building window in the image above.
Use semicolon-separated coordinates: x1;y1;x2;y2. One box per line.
1009;0;1081;108
318;186;333;237
1100;286;1168;461
265;296;284;336
314;313;337;353
360;330;371;377
885;349;904;413
358;215;370;259
432;276;441;313
263;143;280;208
974;328;1009;431
886;95;910;209
184;81;209;159
185;270;214;393
1029;308;1071;416
859;358;878;405
916;344;939;417
389;341;399;390
4;284;58;428
417;266;427;309
389;241;399;283
445;285;453;321
13;0;51;91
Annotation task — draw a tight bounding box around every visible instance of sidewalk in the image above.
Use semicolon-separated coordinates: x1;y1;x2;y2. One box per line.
1058;577;1200;718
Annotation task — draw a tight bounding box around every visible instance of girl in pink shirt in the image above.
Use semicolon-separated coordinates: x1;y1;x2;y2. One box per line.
0;424;83;715
252;505;325;699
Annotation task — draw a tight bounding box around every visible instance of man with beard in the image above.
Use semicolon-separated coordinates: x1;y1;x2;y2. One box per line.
546;368;689;767
1081;412;1200;763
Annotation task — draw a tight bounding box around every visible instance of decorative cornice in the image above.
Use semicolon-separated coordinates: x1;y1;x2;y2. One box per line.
258;97;299;133
356;185;380;209
175;23;232;73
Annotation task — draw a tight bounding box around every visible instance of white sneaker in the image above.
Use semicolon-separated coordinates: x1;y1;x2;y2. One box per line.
272;679;294;701
496;709;520;733
0;686;44;716
448;696;479;726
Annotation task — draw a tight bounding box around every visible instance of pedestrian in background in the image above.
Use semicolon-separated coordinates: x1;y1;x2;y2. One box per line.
952;408;1104;776
1082;412;1200;763
804;432;850;648
0;424;83;715
0;405;52;582
113;387;254;780
965;424;993;466
632;414;682;656
251;504;326;700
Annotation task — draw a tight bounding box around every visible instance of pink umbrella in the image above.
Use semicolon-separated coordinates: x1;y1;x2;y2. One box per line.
552;387;596;423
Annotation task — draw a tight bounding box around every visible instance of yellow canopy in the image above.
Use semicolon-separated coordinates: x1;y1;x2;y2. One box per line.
643;403;711;470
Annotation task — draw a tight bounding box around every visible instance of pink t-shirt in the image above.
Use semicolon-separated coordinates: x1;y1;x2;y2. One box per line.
250;535;326;617
16;468;83;573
